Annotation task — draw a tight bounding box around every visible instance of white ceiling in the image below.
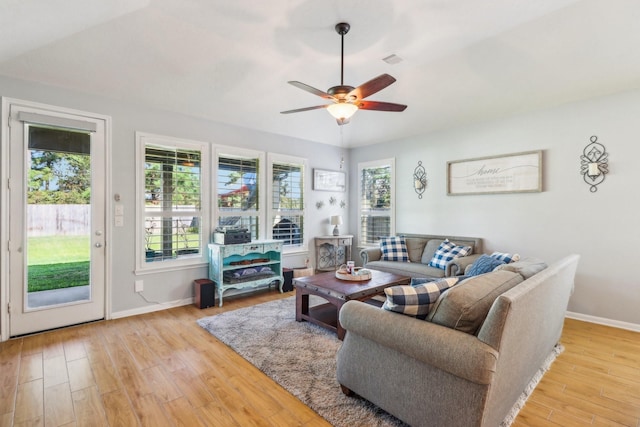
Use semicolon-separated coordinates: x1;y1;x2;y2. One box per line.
1;0;640;147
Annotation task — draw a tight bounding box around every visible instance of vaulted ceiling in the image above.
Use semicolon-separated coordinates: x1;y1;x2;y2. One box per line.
1;0;639;147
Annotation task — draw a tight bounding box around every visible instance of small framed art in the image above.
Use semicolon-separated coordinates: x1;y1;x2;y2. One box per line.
313;169;346;192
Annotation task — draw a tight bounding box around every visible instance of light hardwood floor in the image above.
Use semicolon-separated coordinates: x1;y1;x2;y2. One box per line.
0;288;639;427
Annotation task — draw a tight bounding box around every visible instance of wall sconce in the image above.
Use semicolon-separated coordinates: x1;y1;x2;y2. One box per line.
413;161;427;199
580;135;608;193
330;215;343;236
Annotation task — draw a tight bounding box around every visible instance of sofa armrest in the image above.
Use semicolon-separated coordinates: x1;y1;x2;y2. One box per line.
360;247;382;265
339;301;498;384
446;254;482;276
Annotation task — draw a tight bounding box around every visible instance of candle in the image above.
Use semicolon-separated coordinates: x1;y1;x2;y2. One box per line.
588;163;600;176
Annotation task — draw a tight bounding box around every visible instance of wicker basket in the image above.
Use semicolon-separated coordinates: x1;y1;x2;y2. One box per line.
293;267;314;278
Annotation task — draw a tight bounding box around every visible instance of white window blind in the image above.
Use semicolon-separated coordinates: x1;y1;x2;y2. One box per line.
359;160;394;245
216;153;260;240
144;144;203;262
271;161;304;247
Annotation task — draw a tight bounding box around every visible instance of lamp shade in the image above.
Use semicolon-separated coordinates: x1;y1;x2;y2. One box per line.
330;215;343;226
327;103;358;121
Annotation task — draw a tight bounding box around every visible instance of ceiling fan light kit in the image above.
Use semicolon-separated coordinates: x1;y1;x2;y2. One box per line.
281;22;407;125
327;102;358;122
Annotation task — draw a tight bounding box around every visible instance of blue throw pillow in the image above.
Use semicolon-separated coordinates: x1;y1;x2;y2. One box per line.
380;237;409;262
410;277;439;286
467;254;505;276
383;277;460;320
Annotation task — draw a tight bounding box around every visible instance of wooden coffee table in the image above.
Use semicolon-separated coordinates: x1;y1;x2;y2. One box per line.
293;269;410;340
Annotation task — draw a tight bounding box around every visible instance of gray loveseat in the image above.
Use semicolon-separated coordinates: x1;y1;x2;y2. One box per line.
360;233;483;278
336;254;580;427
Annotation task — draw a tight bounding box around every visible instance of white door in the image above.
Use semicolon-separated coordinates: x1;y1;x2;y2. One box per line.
7;103;107;337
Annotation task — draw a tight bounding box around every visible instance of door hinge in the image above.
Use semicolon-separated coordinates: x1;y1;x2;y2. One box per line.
7;302;11;314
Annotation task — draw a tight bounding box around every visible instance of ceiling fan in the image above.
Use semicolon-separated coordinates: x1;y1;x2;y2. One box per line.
280;22;407;125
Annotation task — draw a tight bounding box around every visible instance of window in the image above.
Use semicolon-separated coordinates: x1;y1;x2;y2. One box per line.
268;154;306;250
215;148;264;240
136;133;209;271
358;158;395;246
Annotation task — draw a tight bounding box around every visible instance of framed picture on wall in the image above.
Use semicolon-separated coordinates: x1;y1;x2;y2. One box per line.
447;150;542;195
313;169;346;192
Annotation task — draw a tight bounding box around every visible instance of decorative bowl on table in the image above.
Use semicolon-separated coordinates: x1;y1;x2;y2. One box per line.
335;266;372;281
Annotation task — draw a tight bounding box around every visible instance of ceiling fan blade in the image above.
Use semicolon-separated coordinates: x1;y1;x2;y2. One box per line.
348;74;396;100
288;81;335;100
357;100;407;112
280;105;329;114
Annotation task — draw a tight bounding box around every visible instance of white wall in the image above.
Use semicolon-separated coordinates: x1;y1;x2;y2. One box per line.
3;74;638;329
350;88;640;328
0;76;348;317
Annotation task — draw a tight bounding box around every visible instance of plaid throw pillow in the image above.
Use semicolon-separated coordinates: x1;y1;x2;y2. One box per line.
428;239;472;270
380;237;409;262
490;252;520;264
383;277;460;319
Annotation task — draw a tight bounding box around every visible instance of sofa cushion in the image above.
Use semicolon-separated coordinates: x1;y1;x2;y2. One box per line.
428;240;471;270
467;254;505;277
427;270;523;334
380;237;409;262
494;258;547;279
382;277;460;320
490;252;520;264
365;260;446;278
420;239;442;264
405;238;428;263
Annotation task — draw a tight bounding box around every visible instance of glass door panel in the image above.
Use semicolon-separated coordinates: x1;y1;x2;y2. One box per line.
26;127;92;308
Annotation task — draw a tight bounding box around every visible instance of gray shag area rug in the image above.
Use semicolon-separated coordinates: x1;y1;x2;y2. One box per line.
197;296;562;427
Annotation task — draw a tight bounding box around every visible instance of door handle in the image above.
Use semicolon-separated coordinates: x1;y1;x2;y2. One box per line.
95;243;103;248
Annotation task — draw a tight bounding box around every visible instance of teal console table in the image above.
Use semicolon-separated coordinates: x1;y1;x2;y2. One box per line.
208;241;284;306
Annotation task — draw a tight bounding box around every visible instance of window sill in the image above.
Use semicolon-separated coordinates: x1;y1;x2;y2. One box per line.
282;247;309;256
135;260;208;276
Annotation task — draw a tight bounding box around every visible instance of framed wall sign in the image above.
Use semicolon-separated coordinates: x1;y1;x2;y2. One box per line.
313;169;346;192
447;150;542;195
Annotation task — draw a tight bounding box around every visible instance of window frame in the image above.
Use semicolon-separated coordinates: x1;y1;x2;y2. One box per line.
213;146;265;241
357;158;396;247
135;132;210;273
267;153;308;253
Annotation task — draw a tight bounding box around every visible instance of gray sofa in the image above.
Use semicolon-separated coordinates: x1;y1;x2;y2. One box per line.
360;233;483;278
336;254;580;427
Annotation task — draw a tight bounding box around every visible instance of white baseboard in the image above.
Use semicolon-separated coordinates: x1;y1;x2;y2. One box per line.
566;311;640;333
111;297;194;319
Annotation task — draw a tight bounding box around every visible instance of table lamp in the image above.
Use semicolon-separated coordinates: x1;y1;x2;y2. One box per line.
330;215;343;236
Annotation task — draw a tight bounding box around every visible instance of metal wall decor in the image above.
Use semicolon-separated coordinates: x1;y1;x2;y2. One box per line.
580;135;608;193
413;161;427;198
